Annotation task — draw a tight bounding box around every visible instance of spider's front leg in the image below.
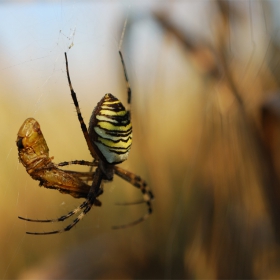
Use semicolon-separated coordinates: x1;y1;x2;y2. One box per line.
57;160;98;182
57;160;98;168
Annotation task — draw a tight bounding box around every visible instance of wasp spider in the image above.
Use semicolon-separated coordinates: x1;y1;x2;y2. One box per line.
18;51;154;235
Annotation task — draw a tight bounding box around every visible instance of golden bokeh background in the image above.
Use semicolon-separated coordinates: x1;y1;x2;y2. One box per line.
1;1;280;279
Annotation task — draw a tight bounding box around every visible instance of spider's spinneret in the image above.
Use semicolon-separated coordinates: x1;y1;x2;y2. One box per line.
89;93;132;164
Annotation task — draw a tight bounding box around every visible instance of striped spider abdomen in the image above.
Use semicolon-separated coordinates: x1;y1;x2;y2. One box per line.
89;93;132;164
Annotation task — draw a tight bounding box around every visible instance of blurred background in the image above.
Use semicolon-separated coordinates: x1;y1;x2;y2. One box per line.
2;0;280;279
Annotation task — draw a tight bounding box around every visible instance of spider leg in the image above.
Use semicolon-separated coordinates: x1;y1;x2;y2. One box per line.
63;170;94;176
19;168;104;235
65;52;99;160
113;166;154;229
119;51;132;120
18;200;88;223
87;160;96;184
63;170;95;181
57;160;98;182
18;188;103;223
57;159;98;184
57;160;98;168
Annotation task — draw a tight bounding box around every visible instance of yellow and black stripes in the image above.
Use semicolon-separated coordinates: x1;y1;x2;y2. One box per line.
89;93;132;164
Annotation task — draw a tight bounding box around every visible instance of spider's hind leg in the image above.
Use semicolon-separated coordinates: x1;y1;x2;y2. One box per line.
113;166;154;229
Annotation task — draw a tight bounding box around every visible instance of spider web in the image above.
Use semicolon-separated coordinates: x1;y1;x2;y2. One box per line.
1;1;280;279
